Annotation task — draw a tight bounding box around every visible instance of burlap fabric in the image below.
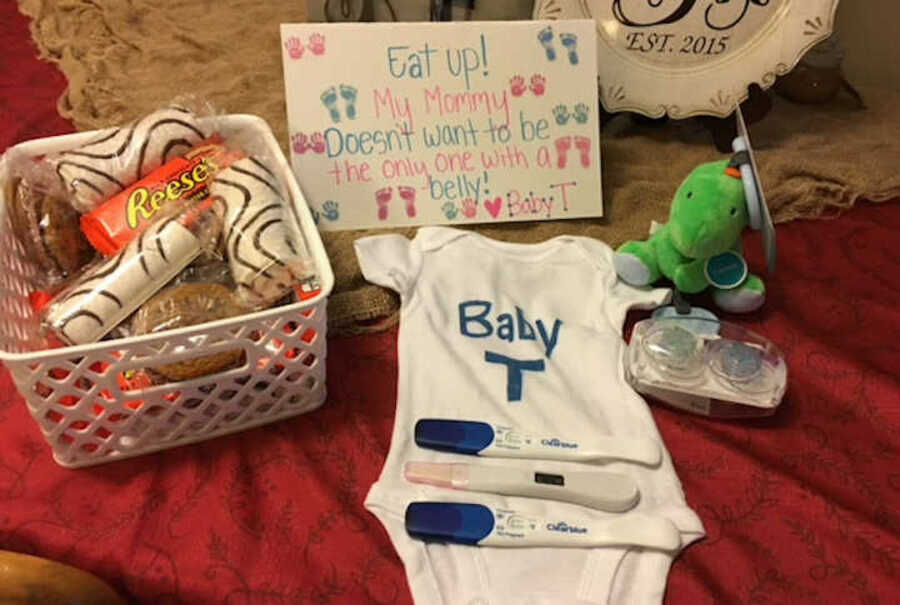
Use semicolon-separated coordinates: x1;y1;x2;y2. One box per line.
19;0;900;334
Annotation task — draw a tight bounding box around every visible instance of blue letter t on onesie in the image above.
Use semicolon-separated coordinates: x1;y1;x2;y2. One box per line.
484;351;546;402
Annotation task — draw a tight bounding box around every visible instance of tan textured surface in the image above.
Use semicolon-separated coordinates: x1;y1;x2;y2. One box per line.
19;0;900;334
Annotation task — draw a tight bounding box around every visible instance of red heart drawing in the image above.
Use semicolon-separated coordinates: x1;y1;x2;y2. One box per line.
484;196;503;219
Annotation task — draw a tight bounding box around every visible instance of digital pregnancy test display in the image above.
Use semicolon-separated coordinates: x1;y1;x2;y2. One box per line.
403;461;640;512
534;472;564;486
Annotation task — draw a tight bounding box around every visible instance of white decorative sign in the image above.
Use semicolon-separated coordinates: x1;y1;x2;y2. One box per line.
281;20;602;231
534;0;840;118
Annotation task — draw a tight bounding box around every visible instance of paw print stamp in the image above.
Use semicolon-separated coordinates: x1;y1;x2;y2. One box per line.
461;198;478;219
321;200;340;221
291;133;309;154
312;208;321;224
309;132;326;154
529;74;546;96
308;33;326;56
510;75;527;97
573;103;589;124
441;202;459;220
552;105;571;126
284;36;304;60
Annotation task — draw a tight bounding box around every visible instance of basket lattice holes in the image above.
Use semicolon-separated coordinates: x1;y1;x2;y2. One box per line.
16;309;325;464
0;210;46;354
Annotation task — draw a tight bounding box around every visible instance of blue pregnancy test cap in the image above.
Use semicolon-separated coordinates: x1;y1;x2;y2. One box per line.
405;502;495;545
414;419;495;455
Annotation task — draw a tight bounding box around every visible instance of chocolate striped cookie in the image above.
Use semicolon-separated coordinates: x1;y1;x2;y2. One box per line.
209;157;315;307
49;106;207;213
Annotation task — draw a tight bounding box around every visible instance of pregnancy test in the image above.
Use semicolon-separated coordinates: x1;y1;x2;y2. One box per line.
414;419;661;466
404;461;639;512
405;502;681;551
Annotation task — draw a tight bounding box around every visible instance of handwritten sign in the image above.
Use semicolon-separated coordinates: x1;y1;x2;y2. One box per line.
280;20;601;231
536;0;838;118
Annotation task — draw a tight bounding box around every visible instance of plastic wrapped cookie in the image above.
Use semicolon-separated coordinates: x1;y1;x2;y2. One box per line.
132;282;248;381
6;176;95;287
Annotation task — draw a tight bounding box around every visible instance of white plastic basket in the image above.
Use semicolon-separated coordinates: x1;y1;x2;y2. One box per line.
0;115;334;468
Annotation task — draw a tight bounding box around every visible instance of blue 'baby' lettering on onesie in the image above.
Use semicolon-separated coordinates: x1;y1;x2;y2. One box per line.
458;300;563;402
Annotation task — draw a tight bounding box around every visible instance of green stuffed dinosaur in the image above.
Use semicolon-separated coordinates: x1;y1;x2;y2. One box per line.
613;160;765;313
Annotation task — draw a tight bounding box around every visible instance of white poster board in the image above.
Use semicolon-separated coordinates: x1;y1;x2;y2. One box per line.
281;20;602;231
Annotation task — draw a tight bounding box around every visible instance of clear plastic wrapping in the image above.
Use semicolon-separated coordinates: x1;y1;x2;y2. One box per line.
132;282;249;380
4;161;96;288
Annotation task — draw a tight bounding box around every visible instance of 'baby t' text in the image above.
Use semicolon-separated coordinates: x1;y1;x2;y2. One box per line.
459;300;563;402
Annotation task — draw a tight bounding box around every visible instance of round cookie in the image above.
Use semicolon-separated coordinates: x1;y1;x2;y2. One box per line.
133;282;247;381
7;177;94;281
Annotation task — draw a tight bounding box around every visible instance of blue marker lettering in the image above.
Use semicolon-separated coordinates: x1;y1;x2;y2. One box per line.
387;46;410;78
537;319;563;358
484;351;545;402
459;301;493;338
497;313;514;342
516;307;536;341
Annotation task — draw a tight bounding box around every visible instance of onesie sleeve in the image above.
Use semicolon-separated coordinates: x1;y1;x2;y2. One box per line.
354;234;421;296
574;236;672;333
604;280;672;334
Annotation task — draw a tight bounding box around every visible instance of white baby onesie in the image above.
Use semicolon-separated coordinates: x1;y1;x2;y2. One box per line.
355;227;704;605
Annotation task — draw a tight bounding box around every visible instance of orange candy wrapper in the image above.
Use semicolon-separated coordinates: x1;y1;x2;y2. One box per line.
81;136;244;256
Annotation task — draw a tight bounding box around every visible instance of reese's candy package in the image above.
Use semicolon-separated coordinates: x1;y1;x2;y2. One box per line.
80;135;244;256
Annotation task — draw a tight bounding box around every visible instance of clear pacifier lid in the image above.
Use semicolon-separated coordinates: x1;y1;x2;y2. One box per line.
636;316;785;394
642;322;706;378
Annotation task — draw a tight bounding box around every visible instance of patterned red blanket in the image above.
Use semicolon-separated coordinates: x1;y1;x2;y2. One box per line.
2;5;898;602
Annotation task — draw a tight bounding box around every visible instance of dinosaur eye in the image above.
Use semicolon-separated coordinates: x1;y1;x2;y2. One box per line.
730;207;738;216
686;191;693;199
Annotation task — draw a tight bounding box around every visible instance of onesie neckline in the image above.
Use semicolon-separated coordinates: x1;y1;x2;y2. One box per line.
415;226;580;263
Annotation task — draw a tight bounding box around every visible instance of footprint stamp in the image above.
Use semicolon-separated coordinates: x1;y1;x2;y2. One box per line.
321;87;340;123
340;85;358;120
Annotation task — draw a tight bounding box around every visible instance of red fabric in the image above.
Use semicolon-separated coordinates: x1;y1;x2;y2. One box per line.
2;5;899;602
